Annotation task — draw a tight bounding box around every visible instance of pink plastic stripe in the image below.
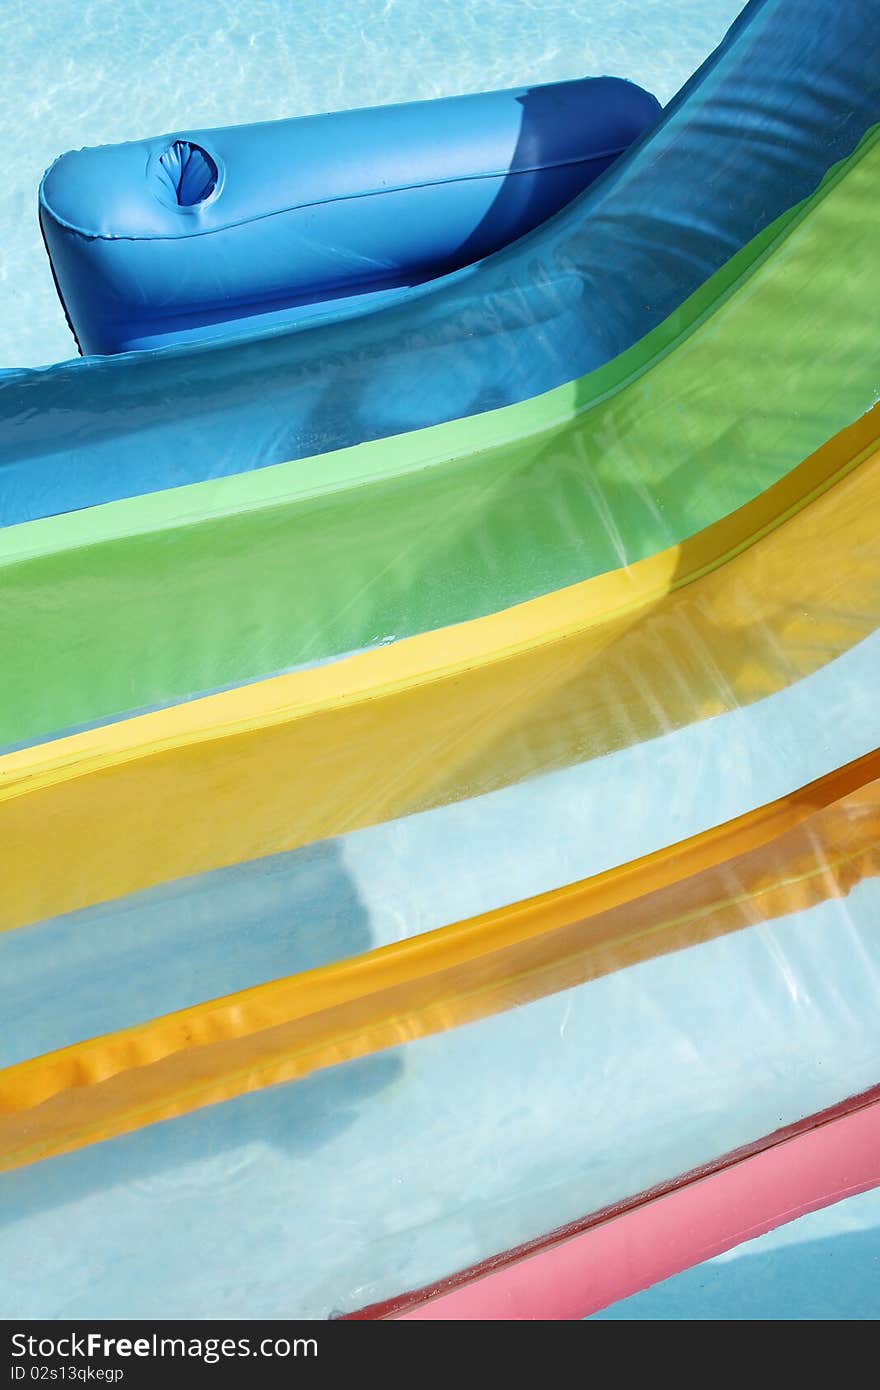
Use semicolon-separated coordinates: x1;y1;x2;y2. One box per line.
399;1097;880;1320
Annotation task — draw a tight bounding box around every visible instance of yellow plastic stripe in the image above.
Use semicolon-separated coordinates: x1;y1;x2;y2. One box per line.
1;404;879;932
0;747;877;1174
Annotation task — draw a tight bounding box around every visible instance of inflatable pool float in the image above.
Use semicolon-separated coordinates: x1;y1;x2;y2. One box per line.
40;77;660;353
0;0;878;1320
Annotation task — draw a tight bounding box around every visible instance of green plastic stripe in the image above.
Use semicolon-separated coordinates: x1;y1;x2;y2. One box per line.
1;127;879;751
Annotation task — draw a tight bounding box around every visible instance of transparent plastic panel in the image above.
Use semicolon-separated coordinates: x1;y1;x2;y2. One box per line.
3;627;878;1069
1;880;879;1318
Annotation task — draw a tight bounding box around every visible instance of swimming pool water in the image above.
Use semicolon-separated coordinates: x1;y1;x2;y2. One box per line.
0;0;745;368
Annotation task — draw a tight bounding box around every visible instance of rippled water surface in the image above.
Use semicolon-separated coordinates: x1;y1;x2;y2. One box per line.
0;0;744;367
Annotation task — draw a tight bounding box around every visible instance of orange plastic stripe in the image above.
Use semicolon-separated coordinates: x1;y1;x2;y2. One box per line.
1;747;877;1174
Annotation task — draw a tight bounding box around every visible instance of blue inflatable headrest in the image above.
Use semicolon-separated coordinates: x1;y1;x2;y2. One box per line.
39;77;661;354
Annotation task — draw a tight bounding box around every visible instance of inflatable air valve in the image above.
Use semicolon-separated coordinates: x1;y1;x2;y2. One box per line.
153;140;220;209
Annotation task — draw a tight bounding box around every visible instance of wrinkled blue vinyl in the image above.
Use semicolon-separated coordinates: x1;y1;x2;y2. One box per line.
40;78;660;355
1;0;879;526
